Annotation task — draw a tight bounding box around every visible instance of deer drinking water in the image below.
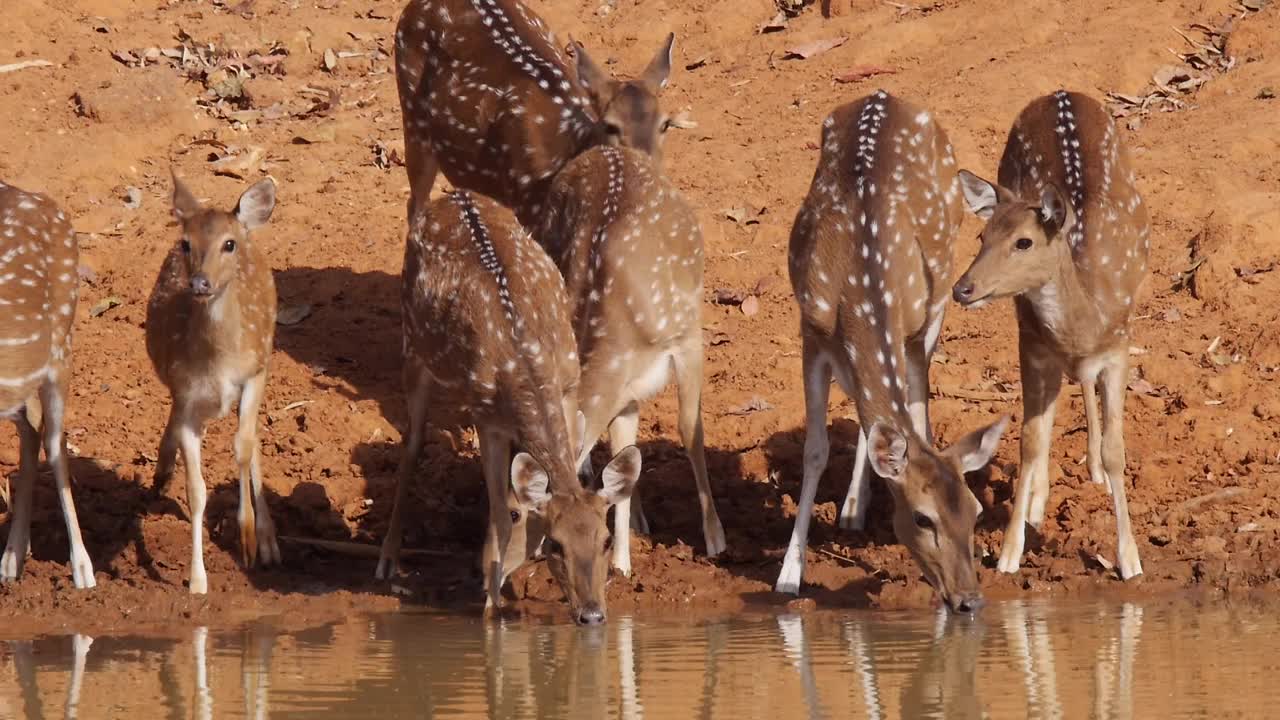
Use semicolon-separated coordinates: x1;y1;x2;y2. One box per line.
394;0;676;227
953;90;1149;580
0;181;95;589
146;174;281;594
377;190;641;625
537;145;726;577
782;91;1009;611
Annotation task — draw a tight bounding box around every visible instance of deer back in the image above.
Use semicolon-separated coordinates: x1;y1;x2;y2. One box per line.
402;190;580;480
790;90;961;423
0;182;76;415
999;91;1150;317
536;146;702;401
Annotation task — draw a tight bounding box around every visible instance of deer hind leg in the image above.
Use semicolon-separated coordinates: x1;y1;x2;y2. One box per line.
378;374;430;580
176;414;209;594
154;404;181;499
673;342;726;559
479;428;514;611
39;375;95;588
607;402;641;576
777;339;832;595
1101;355;1142;579
236;371;278;568
1;411;40;583
998;342;1062;574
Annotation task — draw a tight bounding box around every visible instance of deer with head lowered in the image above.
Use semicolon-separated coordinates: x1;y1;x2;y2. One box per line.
146;174;281;594
0;181;96;589
377;190;641;626
394;0;676;227
537;145;727;577
953;90;1149;580
783;90;1010;612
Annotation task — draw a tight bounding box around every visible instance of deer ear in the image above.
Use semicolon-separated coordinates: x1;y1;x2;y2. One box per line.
957;170;999;220
511;453;552;510
1038;184;1069;237
575;42;611;101
598;446;640;506
946;415;1009;474
171;171;202;221
640;33;675;91
867;422;909;483
235;177;277;230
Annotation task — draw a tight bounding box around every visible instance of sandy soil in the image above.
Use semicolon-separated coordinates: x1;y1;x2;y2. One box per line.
0;0;1277;636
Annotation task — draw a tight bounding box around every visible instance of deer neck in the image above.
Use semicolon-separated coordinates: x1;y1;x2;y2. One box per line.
1023;236;1100;340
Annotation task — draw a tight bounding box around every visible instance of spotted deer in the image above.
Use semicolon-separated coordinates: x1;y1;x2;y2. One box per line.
378;190;641;625
953;90;1149;580
395;0;676;227
0;181;95;589
782;91;1009;611
537;145;726;577
146;174;281;594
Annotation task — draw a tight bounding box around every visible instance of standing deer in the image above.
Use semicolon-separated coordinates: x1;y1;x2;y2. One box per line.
0;181;95;589
377;190;641;625
537;145;727;577
394;0;676;227
953;90;1149;580
782;91;1009;611
146;174;281;594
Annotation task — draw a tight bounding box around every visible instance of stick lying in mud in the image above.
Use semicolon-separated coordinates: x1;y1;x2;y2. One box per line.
0;59;54;74
1160;486;1249;526
280;535;454;558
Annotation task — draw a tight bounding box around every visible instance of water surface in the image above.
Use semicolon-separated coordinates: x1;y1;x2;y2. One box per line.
2;597;1275;719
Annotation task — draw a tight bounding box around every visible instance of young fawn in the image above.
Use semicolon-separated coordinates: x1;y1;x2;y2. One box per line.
0;181;95;588
146;174;280;594
783;91;1009;611
395;0;676;227
954;90;1149;580
379;190;641;625
537;145;726;577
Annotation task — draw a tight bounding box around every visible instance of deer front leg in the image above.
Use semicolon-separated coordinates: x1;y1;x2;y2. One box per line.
904;336;933;445
479;428;514;612
236;371;278;568
608;402;641;576
378;375;430;580
998;344;1062;573
1;413;40;583
1082;370;1110;495
39;378;96;588
1101;355;1143;579
673;342;726;559
777;340;832;595
177;417;209;594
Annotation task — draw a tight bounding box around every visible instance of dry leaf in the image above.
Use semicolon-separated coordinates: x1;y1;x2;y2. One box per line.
122;186;142;210
322;48;338;72
783;36;847;60
292;124;337;144
759;11;789;33
834;65;897;83
89;296;122;318
726;396;774;416
753;274;779;296
741;295;760;316
212;146;266;179
709;332;731;346
714;288;747;305
276;303;313;326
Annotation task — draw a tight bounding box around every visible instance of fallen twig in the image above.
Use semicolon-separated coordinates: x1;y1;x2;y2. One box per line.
1160;486;1249;525
817;547;859;566
0;59;54;74
931;386;1017;402
279;535;454;558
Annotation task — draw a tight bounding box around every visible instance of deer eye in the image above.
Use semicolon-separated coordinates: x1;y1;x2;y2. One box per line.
180;239;191;254
509;510;521;524
1014;237;1033;251
544;538;564;557
913;512;935;530
222;239;237;253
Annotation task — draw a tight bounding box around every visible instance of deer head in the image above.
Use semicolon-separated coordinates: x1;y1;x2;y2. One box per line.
866;416;1009;613
952;170;1076;307
574;34;675;163
170;173;276;302
510;445;641;625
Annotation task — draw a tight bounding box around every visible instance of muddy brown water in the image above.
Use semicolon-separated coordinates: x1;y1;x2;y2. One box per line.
2;596;1275;719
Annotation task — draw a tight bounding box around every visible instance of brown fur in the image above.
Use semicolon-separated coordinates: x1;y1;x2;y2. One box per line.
0;181;95;589
955;90;1149;580
394;0;674;227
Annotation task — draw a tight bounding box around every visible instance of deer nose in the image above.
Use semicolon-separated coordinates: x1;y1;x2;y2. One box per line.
190;274;213;295
950;592;985;614
952;279;975;303
575;603;606;626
